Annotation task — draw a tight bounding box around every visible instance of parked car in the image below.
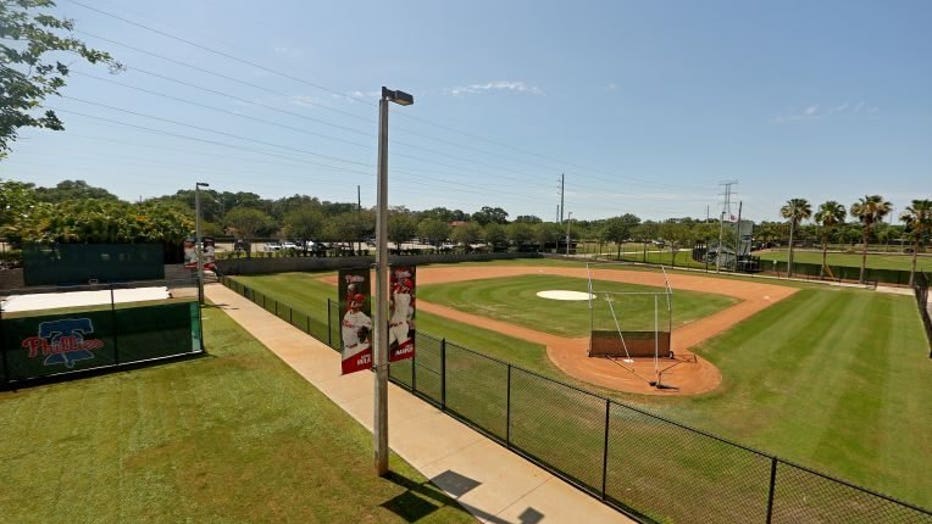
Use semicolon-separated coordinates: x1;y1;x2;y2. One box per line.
280;241;299;250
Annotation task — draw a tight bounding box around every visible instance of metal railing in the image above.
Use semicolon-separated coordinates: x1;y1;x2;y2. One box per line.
220;276;932;523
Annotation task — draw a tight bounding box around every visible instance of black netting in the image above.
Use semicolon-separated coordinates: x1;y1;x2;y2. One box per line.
772;461;932;523
412;333;442;404
444;342;508;439
389;356;413;389
509;368;606;494
605;402;771;522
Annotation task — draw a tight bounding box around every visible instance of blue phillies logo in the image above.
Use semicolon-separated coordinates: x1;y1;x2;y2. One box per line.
21;318;105;369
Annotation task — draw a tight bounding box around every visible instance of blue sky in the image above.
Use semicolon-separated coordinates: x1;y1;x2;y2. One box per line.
2;0;930;222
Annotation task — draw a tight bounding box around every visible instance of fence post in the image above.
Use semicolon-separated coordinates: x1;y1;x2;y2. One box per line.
601;398;610;500
110;285;120;365
411;345;417;392
506;364;512;447
440;338;447;409
0;306;9;385
327;298;333;346
766;457;778;523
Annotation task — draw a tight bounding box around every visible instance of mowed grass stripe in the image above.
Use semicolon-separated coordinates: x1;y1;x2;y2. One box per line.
0;307;473;522
676;289;931;507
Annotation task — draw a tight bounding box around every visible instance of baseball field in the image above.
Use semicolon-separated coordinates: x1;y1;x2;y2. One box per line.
230;259;931;508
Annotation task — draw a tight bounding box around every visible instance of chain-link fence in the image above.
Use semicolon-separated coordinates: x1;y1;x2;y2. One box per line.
1;278;203;387
221;276;932;523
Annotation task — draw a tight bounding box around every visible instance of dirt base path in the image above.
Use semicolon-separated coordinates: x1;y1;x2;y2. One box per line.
414;266;797;396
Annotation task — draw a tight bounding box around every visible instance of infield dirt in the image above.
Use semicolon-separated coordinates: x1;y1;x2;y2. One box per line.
328;266;797;396
324;266;796;395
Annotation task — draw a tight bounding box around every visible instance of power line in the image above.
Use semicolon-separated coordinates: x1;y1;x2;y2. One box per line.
65;2;714;193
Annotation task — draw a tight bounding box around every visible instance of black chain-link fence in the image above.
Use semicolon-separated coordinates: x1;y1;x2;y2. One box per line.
221;276;932;523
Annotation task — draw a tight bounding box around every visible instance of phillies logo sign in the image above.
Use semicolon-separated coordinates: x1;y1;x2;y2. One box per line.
21;318;105;369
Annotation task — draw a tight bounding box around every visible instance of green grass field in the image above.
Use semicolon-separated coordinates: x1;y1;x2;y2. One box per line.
0;306;473;522
417;274;737;336
757;248;932;272
228;264;931;510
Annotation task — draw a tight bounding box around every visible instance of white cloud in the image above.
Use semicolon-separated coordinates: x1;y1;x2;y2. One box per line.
272;45;304;58
289;95;319;108
445;81;544;96
773;100;879;123
606;83;618;91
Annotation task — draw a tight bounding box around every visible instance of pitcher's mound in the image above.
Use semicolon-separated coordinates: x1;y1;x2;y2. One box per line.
536;290;594;301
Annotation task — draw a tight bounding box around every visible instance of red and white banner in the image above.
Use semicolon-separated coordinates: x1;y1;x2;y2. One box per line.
388;265;415;362
339;268;373;375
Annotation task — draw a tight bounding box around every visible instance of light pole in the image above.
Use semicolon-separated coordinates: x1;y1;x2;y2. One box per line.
374;86;413;476
195;182;210;303
565;211;573;255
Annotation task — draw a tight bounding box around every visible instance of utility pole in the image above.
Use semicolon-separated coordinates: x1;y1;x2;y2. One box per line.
559;173;565;223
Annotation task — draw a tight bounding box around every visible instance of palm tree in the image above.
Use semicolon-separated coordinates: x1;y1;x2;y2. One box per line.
850;195;893;283
780;198;812;277
814;201;846;278
900;199;932;286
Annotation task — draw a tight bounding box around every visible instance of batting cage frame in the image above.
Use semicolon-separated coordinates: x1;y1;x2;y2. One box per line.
587;264;689;389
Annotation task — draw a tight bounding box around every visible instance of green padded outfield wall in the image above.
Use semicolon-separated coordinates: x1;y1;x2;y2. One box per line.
23;244;166;286
1;301;201;384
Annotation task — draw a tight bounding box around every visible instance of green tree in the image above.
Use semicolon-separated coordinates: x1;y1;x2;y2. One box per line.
814;201;846;277
388;212;417;249
900;199;932;286
601;214;640;259
33;179;118;202
416;218;451;250
513;215;542;224
660;221;694;267
225;207;272;257
780;198;812;277
534;222;562;252
483;222;507;251
471;206;509;225
506;222;534;249
284;205;324;253
850;195;893;283
1;0;121;158
451;222;482;252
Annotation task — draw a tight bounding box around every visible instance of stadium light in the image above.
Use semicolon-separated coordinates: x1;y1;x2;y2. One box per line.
374;86;413;476
195;182;210;303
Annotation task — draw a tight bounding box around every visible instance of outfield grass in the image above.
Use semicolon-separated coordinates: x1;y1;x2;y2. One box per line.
228;266;932;511
659;288;932;507
757;248;932;272
0;305;473;522
418;274;737;336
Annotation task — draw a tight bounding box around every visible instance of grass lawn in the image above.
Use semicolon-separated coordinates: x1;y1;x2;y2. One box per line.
662;288;932;507
0;305;473;523
229;267;932;510
757;248;932;272
418;274;737;336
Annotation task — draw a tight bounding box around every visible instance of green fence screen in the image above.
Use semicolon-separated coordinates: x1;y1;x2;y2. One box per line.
23;244;166;286
1;301;201;385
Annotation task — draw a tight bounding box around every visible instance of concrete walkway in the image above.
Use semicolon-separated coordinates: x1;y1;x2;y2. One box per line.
205;283;632;524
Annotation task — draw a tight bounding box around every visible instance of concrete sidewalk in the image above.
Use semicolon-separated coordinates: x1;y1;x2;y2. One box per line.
205;283;632;524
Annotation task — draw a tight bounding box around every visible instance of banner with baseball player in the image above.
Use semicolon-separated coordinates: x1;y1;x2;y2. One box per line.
338;268;373;375
388;265;416;362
